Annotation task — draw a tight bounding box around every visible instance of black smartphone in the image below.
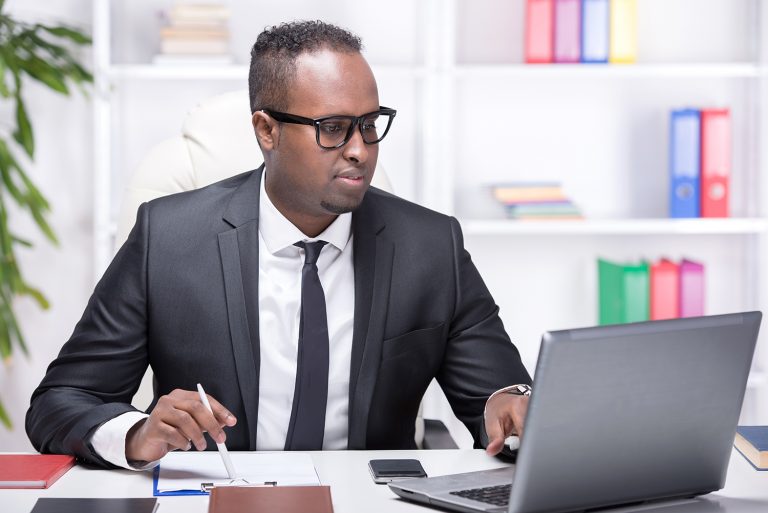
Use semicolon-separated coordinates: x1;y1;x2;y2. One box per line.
368;458;428;484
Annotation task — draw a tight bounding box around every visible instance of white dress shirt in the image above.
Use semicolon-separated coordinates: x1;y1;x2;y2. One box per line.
255;173;354;450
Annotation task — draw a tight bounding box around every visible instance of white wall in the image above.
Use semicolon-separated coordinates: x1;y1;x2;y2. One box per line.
0;0;94;451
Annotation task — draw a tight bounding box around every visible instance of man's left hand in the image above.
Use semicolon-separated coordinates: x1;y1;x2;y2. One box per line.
484;393;530;456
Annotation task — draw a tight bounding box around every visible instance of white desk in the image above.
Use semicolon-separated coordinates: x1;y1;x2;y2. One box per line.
3;449;767;513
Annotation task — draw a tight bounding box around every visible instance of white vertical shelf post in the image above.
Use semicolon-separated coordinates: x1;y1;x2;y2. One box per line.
92;0;112;283
420;0;457;216
755;0;768;423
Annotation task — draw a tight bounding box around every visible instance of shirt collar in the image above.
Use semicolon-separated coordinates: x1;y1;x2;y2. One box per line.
259;169;352;255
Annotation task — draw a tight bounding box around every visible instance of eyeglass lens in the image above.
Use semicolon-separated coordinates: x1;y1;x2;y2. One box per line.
317;112;394;148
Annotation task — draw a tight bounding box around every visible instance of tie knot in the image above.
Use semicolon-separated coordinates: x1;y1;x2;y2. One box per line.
294;240;327;266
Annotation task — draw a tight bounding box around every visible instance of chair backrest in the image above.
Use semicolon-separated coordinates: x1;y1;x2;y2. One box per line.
115;89;393;248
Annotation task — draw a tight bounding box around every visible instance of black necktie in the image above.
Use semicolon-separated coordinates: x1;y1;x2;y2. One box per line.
285;240;330;450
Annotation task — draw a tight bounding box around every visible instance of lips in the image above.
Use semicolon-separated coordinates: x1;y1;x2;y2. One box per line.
335;170;365;180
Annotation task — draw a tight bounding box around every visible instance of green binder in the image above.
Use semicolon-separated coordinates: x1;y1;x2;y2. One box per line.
598;259;650;325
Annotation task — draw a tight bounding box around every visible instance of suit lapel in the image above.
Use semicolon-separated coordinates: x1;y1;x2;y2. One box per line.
218;166;264;450
347;192;393;449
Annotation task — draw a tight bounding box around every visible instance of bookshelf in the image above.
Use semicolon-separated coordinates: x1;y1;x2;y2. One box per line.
91;0;768;444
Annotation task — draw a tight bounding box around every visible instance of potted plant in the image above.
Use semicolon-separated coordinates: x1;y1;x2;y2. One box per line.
0;0;92;428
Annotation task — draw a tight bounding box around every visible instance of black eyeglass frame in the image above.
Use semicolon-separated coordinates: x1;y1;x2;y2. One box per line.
262;107;397;149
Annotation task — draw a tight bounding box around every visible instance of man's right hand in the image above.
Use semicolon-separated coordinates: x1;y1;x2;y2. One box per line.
125;388;237;463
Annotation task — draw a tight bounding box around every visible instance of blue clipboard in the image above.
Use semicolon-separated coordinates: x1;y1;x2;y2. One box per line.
152;465;209;496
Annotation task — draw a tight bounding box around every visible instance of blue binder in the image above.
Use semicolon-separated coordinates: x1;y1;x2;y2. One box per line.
669;109;701;218
581;0;609;63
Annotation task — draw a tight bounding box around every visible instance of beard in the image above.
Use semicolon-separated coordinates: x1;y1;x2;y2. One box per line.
320;197;363;214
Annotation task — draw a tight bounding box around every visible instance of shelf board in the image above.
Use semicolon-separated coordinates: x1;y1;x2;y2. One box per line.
108;64;426;80
747;371;768;389
452;63;763;79
461;218;768;235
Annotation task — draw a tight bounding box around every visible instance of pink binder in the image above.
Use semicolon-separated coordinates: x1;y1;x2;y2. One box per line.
554;0;581;63
650;259;679;320
679;259;705;317
526;0;554;63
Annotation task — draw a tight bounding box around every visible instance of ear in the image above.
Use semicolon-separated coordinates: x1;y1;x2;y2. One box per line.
252;111;279;150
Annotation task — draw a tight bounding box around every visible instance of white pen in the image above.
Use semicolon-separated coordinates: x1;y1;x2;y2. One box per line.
196;383;238;479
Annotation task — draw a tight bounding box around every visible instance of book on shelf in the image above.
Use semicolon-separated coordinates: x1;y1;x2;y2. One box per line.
679;259;705;317
581;0;609;63
599;257;705;326
151;54;234;66
554;0;581;63
156;1;231;63
734;426;768;471
669;109;701;218
490;182;582;220
700;108;731;218
598;258;649;325
650;259;679;320
168;3;230;23
161;39;229;55
609;0;637;63
0;454;75;489
525;0;554;63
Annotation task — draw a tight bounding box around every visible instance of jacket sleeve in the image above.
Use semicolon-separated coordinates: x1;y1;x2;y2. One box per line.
436;217;532;449
26;203;152;468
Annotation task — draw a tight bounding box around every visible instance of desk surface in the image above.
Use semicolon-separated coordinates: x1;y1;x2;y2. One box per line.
3;449;767;513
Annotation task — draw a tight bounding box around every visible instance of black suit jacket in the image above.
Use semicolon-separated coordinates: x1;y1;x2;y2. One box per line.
27;167;531;467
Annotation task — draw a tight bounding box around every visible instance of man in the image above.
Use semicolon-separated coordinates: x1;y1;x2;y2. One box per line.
26;21;531;469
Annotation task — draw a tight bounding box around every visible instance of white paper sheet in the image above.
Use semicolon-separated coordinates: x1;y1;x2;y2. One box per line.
156;452;320;492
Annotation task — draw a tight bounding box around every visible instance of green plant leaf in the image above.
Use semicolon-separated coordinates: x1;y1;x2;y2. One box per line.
38;24;92;45
30;208;58;245
19;283;49;310
0;398;11;430
10;235;32;247
12;95;34;158
0;56;10;98
1;299;28;355
17;55;69;95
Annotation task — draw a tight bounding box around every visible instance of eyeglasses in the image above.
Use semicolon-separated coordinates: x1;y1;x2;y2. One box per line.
262;107;397;150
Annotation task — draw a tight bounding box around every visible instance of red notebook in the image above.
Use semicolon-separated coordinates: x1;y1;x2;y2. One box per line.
0;454;75;489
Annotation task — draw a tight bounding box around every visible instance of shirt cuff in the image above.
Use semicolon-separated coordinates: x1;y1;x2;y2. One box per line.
89;411;159;470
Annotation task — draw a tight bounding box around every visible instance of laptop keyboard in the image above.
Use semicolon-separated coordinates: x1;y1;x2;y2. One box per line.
450;484;512;506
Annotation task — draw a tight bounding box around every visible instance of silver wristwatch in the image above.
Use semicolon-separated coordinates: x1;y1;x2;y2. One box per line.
504;384;532;397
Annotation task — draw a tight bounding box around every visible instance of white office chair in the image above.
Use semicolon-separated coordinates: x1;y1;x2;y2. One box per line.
118;89;455;449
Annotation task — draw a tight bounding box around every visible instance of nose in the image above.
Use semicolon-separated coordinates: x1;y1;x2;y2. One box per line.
341;125;369;164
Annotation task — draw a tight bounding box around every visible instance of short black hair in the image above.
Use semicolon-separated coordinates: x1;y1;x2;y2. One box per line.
248;20;363;113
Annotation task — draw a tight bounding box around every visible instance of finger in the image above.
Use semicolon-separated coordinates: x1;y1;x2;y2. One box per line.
485;417;508;456
179;398;228;445
205;394;238;427
155;421;194;452
164;406;208;450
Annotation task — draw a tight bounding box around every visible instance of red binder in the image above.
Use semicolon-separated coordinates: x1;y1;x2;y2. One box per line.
650;259;679;320
526;0;554;63
0;454;75;489
700;108;731;218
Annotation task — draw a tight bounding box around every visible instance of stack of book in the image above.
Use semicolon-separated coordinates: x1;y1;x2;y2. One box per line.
669;108;731;218
154;2;232;65
492;182;582;220
526;0;636;64
598;257;704;325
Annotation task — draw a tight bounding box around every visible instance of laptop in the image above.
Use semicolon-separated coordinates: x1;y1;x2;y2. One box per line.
389;312;761;513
